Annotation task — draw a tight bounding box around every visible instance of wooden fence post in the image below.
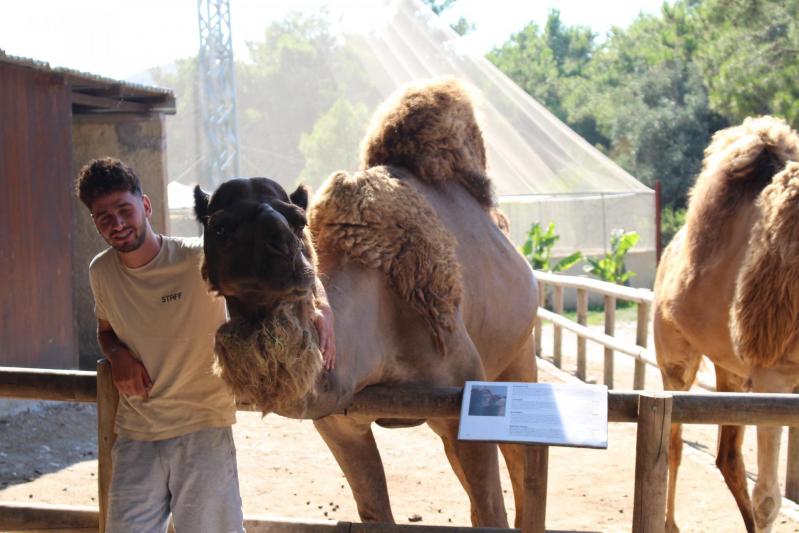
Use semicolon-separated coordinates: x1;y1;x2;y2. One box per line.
535;281;544;358
96;359;118;533
633;393;672;533
576;289;588;381
787;386;799;502
553;286;564;368
634;302;650;390
788;428;799;502
604;295;616;389
522;445;549;533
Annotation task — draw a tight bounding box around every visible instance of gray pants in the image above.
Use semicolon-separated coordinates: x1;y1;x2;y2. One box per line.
107;426;244;533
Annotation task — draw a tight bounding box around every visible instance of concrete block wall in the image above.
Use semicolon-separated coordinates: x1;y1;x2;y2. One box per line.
70;114;169;369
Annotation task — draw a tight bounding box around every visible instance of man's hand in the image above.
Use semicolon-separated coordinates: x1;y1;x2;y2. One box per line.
109;347;153;399
98;318;153;399
314;302;336;370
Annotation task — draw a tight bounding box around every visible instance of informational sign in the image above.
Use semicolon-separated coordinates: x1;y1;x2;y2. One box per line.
457;381;608;449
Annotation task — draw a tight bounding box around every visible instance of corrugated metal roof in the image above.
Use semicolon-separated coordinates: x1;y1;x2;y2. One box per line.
0;50;175;114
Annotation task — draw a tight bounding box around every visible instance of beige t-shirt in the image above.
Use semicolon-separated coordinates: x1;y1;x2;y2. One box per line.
89;236;235;441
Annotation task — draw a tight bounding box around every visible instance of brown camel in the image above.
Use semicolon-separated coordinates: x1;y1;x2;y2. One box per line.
653;116;799;533
193;79;538;527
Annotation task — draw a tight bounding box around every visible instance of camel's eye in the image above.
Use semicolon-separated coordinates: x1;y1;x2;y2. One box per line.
207;213;231;241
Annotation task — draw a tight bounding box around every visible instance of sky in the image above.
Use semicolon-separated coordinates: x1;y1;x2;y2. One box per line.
0;0;666;82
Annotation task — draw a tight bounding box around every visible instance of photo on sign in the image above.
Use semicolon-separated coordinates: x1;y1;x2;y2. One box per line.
468;385;508;416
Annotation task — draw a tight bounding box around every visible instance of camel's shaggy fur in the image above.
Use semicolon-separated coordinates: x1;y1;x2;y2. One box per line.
732;162;799;368
310;166;463;355
214;302;322;414
360;78;494;209
683;116;799;266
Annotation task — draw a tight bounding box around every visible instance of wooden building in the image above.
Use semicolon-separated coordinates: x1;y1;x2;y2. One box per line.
0;52;176;369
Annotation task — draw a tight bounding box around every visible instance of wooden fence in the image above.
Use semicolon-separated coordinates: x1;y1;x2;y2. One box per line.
533;270;655;390
533;270;722;391
532;270;799;502
4;366;799;533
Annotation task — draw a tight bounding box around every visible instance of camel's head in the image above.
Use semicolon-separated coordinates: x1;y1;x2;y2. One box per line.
194;178;316;308
194;178;326;416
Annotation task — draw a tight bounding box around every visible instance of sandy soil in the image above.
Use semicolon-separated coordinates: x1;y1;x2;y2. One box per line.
2;320;799;532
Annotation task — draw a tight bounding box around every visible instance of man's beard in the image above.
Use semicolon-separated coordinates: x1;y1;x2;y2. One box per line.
108;225;147;253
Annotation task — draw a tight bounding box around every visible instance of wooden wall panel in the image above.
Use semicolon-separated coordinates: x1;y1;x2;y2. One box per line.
0;63;76;368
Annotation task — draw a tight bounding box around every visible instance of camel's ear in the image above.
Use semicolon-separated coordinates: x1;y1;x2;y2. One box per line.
194;185;211;224
289;184;309;211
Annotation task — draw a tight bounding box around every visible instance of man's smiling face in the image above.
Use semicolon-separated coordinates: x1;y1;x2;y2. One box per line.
91;190;152;253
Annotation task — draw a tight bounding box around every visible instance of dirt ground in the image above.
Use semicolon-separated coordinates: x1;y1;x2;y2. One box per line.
2;320;799;532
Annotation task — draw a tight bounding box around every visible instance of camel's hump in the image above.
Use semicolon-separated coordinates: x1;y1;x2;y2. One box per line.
309;166;462;356
359;78;494;209
701;116;799;182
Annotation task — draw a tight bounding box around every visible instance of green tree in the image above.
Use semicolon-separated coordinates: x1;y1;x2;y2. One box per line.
151;13;381;190
488;11;605;146
562;9;725;208
150;58;203;187
661;206;686;247
298;98;371;189
423;0;455;14
421;0;476;35
544;10;594;78
590;56;725;208
488;21;562;118
691;0;799;126
236;14;358;183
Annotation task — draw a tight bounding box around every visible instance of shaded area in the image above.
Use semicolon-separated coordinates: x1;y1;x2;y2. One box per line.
0;403;97;490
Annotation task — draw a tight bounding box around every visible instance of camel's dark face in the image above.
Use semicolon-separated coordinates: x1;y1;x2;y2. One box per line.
194;177;314;304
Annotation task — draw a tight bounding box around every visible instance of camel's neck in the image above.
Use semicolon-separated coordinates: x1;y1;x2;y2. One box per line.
683;179;762;272
273;266;395;419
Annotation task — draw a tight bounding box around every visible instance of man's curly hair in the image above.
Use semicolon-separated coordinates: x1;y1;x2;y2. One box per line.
75;157;142;210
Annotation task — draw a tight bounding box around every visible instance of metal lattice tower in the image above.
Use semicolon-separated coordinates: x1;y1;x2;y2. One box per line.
197;0;239;187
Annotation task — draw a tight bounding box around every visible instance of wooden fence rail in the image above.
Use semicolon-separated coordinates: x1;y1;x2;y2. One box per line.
0;502;532;533
533;270;656;390
532;271;719;391
0;367;97;402
5;365;799;532
6;366;799;425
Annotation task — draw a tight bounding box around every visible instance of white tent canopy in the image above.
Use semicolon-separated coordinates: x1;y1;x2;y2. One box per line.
166;0;655;264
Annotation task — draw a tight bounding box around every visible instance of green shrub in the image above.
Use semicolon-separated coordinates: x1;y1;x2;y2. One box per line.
520;222;583;272
661;206;686;247
584;229;639;284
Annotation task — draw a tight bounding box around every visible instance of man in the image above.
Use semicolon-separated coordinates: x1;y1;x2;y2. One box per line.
77;157;335;532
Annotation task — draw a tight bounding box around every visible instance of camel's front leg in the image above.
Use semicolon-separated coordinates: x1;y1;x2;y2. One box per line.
427;418;508;527
750;367;796;533
714;367;754;533
654;314;703;533
313;415;393;523
666;423;683;533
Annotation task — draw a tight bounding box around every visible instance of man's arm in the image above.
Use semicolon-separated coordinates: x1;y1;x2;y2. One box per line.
98;318;153;399
313;278;336;370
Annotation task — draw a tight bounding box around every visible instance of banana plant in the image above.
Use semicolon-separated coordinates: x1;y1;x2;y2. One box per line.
520;222;583;273
584;229;639;284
